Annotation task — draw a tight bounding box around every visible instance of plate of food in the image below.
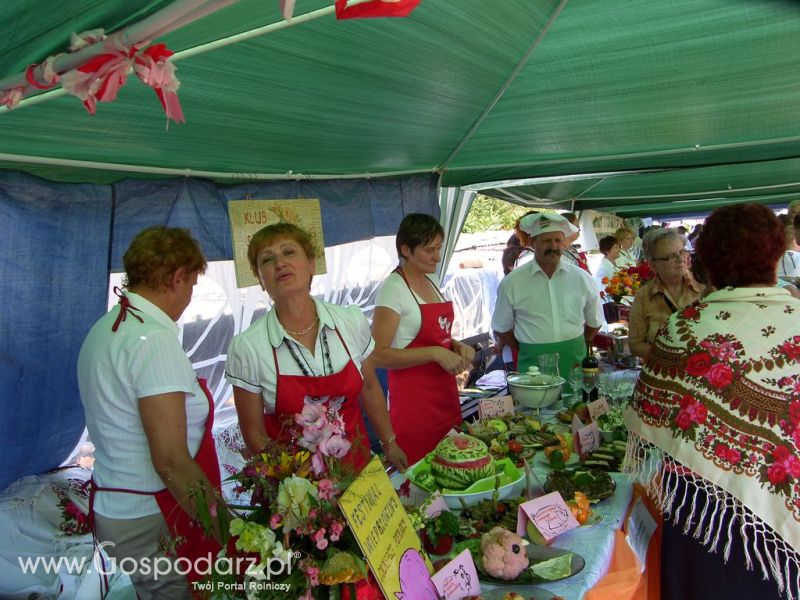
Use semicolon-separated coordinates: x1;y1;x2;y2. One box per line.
543;469;616;503
406;434;525;509
452;533;585;586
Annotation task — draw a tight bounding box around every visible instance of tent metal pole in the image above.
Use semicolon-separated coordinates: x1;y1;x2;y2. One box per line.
448;136;800;173
588;180;800;201
172;0;373;62
0;0;232;95
0;152;434;181
0;0;372;114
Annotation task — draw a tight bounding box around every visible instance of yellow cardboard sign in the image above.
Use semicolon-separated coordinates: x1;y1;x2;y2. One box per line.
227;198;326;288
339;457;433;598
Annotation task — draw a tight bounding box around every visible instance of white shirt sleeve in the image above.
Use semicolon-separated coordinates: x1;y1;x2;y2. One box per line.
336;304;376;362
374;272;424;348
583;274;604;328
129;329;197;399
225;332;262;394
492;276;515;333
374;272;407;315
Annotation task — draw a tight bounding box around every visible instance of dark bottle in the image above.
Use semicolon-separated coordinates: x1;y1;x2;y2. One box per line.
581;343;599;402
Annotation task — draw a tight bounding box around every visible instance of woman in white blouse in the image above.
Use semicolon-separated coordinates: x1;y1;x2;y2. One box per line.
225;223;408;472
593;235;621;291
371;214;474;464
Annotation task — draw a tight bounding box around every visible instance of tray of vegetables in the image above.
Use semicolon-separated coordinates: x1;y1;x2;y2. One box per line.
543;469;616;504
465;416;562;466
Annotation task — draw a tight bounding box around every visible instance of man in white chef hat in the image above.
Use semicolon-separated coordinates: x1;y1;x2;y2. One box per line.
492;212;603;378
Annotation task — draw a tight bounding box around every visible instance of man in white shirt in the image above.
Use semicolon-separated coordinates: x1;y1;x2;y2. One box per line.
492;213;603;378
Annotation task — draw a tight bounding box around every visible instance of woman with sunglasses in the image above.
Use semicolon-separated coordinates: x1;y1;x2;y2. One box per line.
628;227;704;359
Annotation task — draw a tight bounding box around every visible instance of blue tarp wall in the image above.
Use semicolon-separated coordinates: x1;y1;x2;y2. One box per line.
0;170;438;490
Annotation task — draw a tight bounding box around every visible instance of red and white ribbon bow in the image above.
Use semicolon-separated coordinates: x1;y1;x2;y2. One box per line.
0;86;24;110
61;40;184;125
133;43;185;125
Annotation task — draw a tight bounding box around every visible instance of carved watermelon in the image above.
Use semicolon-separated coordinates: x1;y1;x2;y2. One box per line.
430;434;495;490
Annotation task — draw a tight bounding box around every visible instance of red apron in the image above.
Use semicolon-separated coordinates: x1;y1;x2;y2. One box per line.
387;268;461;465
89;378;222;595
91;296;223;596
265;326;371;471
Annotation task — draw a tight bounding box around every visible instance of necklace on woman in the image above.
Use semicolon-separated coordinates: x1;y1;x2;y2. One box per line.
285;328;334;376
281;315;319;337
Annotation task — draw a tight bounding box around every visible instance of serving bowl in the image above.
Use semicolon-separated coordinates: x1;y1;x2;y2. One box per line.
406;457;525;509
506;372;565;410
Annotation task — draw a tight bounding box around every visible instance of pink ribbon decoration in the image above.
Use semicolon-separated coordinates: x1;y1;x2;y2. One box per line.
279;0;297;20
60;42;136;116
61;41;184;125
24;55;62;90
133;43;185;125
0;86;24;110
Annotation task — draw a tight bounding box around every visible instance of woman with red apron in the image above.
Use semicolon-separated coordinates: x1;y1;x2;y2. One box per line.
89;378;224;596
264;326;371;470
226;222;408;473
372;214;475;465
77;227;227;598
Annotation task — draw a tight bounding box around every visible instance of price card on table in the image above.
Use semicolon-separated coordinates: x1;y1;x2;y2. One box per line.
516;491;580;541
572;415;600;454
625;497;658;572
424;492;449;518
588;398;610;421
431;549;481;599
577;421;601;454
478;395;515;419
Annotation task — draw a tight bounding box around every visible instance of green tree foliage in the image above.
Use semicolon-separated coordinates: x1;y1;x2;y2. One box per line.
462;195;531;233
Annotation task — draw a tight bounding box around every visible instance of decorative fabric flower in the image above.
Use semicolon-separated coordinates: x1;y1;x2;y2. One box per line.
685;352;712;377
705;363;734;389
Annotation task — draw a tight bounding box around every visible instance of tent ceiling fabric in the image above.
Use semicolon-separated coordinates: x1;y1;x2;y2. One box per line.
2;0;800;216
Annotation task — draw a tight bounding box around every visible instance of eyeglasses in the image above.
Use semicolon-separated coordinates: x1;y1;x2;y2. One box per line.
652;249;687;263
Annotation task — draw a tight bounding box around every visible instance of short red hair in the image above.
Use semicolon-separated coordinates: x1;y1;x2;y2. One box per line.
695;204;784;288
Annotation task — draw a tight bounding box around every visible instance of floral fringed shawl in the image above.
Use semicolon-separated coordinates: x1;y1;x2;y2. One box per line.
624;286;800;599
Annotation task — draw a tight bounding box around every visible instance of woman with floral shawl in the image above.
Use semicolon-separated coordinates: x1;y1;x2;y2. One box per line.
625;204;800;600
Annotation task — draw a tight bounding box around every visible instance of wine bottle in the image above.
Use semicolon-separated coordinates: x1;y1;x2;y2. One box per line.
581;343;599;402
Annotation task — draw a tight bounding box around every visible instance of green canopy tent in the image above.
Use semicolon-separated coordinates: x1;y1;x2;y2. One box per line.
2;0;800;217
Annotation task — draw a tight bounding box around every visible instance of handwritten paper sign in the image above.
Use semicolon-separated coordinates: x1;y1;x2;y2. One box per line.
588;398;610;421
626;497;657;572
516;492;580;541
577;421;601;454
478;395;515;419
227;198;326;288
339;457;431;598
431;549;481;599
424;492;449;519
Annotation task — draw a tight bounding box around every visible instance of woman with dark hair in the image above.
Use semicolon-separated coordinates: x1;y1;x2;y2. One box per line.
371;213;474;464
627;227;703;359
226;222;408;472
592;235;620;290
625;203;800;600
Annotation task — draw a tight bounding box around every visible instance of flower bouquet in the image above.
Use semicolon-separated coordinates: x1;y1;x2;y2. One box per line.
196;403;380;599
601;266;644;304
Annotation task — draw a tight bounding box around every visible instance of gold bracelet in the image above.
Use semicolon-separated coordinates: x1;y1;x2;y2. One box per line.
380;434;397;448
